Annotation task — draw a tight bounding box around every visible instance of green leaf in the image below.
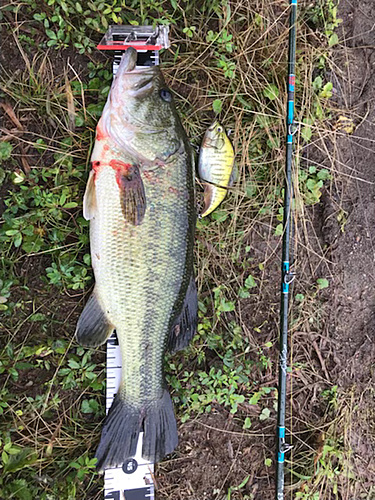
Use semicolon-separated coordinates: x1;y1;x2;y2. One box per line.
249;392;261;405
75;114;85;127
0;142;12;161
259;407;270;421
7;479;32;500
317;169;330;181
243;417;252;429
211;210;228;222
244;275;257;289
83;254;91;266
14;233;23;248
263;84;279;101
238;287;250;298
329;33;339;46
295;293;304;302
3;448;37;474
275;223;283;236
45;29;57;40
63;202;78;209
5;229;20;236
30;313;46;322
220;299;235;312
317;278;329;289
265;458;272;467
319;82;333;99
312;76;322;91
81;399;99;414
301;125;312;142
212;99;222;115
68;359;80;369
0;167;5;185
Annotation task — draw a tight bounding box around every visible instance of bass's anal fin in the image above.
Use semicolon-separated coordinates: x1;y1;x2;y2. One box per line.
75;289;114;347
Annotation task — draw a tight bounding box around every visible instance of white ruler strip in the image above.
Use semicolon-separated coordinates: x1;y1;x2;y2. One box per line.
104;333;154;500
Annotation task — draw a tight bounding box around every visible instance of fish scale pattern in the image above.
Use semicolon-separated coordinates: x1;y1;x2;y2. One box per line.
90;152;194;406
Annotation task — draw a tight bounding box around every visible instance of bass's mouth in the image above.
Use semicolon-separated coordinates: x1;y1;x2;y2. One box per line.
117;47;159;76
129;77;154;97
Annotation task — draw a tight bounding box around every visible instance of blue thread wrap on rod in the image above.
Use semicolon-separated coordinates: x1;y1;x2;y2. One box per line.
287;101;294;124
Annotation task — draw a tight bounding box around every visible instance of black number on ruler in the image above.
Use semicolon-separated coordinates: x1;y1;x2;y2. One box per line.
105;491;120;500
122;458;138;474
124;487;152;500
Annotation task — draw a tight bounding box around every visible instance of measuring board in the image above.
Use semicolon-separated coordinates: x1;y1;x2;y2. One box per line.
98;25;170;500
104;334;154;500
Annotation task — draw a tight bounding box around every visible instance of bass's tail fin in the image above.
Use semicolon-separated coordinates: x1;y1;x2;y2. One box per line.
95;390;178;472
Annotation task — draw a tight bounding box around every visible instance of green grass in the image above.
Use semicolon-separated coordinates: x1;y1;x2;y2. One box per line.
0;0;364;499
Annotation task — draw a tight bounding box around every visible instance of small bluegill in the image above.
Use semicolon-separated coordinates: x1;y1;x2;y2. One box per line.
198;121;235;217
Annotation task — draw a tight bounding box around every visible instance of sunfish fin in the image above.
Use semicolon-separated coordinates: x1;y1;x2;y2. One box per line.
200;183;227;218
116;164;146;226
83;170;97;221
95;390;178;472
168;275;198;353
75;289;114;347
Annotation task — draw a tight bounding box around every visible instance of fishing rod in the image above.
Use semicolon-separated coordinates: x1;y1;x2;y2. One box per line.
275;0;297;499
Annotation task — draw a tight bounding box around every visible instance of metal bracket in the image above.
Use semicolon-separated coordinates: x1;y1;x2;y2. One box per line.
288;122;298;136
283;271;296;285
281;442;293;454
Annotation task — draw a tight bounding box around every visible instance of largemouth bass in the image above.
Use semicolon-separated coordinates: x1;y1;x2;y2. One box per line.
75;48;197;471
198;121;235;217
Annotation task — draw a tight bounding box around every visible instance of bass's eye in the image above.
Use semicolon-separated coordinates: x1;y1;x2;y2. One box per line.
160;89;172;102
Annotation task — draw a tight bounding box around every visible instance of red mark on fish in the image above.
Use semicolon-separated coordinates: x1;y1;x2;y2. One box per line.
109;159;134;189
168;186;180;195
92;161;103;183
96;126;105;141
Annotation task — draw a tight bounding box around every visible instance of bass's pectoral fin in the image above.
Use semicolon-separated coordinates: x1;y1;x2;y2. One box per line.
116;164;146;226
83;170;97;221
75;289;114;347
168;275;198;353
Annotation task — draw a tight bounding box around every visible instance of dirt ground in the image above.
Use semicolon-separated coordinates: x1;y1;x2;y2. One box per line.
328;0;375;494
